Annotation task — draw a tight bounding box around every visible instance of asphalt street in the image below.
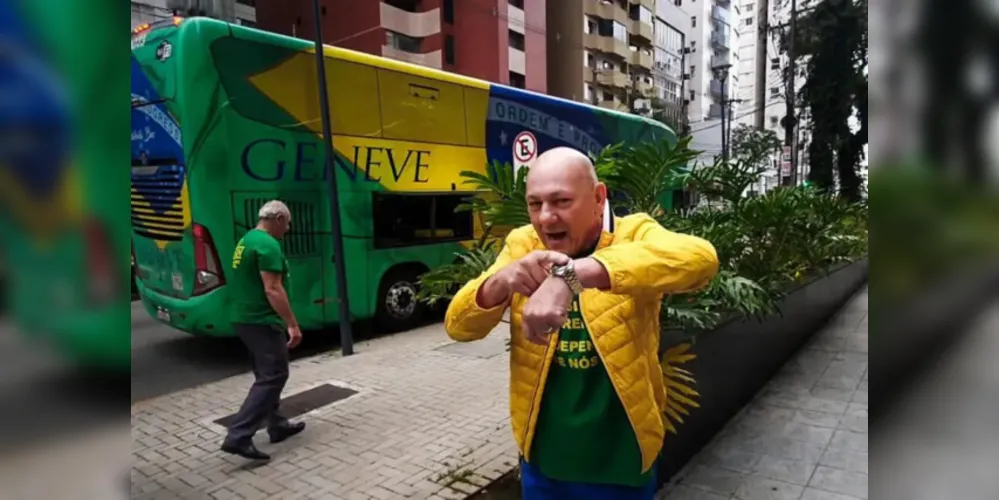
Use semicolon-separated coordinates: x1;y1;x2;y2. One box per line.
130;299;438;402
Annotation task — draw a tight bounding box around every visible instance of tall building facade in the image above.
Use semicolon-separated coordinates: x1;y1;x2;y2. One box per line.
653;0;690;127
546;0;656;112
255;0;547;92
685;0;740;124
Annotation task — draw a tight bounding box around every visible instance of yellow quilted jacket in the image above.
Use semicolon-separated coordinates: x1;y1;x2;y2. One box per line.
444;213;719;473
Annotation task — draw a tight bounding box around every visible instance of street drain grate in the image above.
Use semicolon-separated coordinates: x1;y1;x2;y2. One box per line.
213;383;358;428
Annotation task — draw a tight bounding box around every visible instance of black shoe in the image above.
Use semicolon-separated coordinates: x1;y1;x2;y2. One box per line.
268;421;306;443
221;439;271;461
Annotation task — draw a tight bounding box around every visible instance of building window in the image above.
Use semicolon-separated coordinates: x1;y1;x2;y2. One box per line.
386;31;422;53
745;17;754;25
509;30;525;50
771;87;781;97
372;194;474;249
443;0;454;24
237;18;256;27
602;91;614;102
445;35;455;65
586;16;599;34
509;71;526;88
631;5;654;25
385;0;419;12
612;21;627;42
771;57;780;69
674;0;682;5
691;16;697;27
586;51;595;67
585;85;595;102
236;0;256;6
509;0;524;8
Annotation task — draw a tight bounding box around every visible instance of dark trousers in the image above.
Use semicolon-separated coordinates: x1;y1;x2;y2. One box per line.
226;323;290;441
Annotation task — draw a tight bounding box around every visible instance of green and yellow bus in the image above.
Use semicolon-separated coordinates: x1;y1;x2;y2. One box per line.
131;16;675;337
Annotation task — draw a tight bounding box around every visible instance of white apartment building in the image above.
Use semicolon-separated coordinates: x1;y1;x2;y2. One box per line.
681;0;742;165
651;0;690;126
131;0;257;30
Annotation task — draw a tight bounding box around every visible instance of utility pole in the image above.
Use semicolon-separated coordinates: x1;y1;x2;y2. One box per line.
780;0;799;186
712;63;732;164
310;0;355;355
755;0;770;130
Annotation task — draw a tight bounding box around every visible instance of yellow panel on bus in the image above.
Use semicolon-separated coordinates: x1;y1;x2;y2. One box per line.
376;70;468;146
248;52;383;138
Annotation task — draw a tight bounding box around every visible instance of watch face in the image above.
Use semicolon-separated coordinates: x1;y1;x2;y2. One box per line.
552;265;567;277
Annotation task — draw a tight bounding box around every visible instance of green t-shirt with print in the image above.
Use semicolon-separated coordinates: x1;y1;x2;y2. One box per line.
528;296;652;487
229;229;290;325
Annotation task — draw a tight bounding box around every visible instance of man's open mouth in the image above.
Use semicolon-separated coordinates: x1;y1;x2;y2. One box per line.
545;231;568;243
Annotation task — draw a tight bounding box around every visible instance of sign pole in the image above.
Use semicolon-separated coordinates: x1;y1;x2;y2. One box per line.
310;0;354;356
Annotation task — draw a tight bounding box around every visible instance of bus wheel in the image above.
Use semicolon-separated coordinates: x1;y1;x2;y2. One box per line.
375;266;426;333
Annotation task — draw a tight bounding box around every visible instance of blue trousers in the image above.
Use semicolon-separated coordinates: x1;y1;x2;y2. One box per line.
520;458;657;500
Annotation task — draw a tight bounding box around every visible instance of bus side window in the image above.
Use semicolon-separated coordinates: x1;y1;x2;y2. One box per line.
371;193;473;248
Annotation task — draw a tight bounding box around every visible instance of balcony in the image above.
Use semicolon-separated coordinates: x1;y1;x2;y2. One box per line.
508;4;526;34
710;54;730;69
630;20;654;42
630;50;653;69
381;45;442;68
636;0;656;10
509;47;526;74
584;33;631;60
711;30;731;50
711;5;730;24
599;100;629;112
634;79;655;96
583;0;629;24
380;2;440;38
596;70;630;88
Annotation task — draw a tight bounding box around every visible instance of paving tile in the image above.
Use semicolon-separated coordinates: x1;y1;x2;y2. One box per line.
829;430;868;453
659;484;730;499
679;465;749;496
734;476;804;500
800;488;865;500
752;455;818;485
819;447;868;474
808;466;868;499
792;409;843;429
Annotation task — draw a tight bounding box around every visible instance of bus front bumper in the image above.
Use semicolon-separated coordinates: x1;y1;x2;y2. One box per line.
136;281;233;337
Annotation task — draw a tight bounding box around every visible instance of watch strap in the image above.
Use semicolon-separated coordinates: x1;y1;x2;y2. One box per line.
554;262;583;295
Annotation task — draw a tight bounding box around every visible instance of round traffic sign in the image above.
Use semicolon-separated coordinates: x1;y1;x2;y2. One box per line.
513;131;538;163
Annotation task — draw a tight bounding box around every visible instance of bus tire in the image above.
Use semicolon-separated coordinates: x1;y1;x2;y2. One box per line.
374;265;427;333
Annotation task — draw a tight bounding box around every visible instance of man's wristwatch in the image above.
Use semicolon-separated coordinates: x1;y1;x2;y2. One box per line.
551;261;583;295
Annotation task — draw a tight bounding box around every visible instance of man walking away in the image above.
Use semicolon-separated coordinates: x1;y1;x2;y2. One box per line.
221;200;305;461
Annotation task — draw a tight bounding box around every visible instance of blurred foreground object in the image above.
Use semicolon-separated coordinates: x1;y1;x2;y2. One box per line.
0;0;129;371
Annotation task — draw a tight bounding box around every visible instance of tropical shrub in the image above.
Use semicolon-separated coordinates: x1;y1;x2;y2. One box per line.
417;136;869;433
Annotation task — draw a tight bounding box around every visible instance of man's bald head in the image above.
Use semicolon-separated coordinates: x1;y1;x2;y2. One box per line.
524;147;607;256
527;147;598;186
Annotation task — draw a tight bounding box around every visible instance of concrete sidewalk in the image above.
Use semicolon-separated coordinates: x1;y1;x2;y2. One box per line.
657;287;869;500
131;321;518;500
132;288;867;500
